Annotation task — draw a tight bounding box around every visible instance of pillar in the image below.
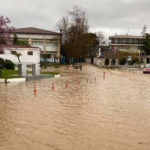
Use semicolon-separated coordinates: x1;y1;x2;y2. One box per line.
115;58;119;66
18;64;22;76
143;58;147;65
35;63;40;75
109;58;112;66
28;38;32;45
100;58;105;66
22;64;27;76
32;64;36;76
57;39;60;63
43;40;46;52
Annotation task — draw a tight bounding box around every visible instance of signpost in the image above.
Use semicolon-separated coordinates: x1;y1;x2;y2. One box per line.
128;56;132;61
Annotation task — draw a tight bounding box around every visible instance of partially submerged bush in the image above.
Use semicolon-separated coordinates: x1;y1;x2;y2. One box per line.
0;69;2;77
0;58;5;68
4;59;15;70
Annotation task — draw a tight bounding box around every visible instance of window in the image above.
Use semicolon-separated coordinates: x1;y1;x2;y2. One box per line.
27;51;33;55
0;50;4;54
46;42;57;52
11;51;16;55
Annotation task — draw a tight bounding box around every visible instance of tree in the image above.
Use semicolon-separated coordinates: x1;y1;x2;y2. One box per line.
4;59;15;70
141;25;147;36
97;32;105;46
13;34;28;45
143;34;150;54
13;34;18;44
0;58;5;68
57;6;98;59
0;16;14;52
13;51;22;63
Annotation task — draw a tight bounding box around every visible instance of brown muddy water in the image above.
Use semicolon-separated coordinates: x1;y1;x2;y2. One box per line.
0;64;150;150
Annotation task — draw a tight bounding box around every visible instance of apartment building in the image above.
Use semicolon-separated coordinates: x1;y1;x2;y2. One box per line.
109;35;145;53
13;27;61;63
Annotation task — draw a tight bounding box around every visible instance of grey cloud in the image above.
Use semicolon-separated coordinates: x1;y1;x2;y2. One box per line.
0;0;150;35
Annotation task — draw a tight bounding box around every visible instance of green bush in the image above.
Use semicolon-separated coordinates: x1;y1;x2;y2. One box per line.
119;58;126;65
0;69;2;77
4;59;15;70
128;58;139;65
0;69;18;79
0;58;5;68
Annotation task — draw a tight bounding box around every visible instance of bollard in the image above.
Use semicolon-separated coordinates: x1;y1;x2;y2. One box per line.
95;77;96;81
34;83;37;95
87;79;88;83
52;83;54;91
103;72;105;79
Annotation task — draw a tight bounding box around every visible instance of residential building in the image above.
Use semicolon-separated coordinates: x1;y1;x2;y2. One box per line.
0;44;41;75
109;35;145;53
13;27;61;63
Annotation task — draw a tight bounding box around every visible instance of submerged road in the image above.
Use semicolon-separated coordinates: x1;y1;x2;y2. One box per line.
0;64;150;150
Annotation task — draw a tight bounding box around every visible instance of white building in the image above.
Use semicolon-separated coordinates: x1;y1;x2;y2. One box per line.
0;44;41;76
13;27;61;63
109;35;145;53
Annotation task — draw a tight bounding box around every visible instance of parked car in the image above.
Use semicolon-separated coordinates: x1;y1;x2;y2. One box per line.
143;64;150;74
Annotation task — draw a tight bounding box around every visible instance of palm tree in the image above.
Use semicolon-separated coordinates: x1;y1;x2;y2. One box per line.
13;51;22;63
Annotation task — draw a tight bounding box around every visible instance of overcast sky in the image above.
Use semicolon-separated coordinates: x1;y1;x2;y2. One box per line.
0;0;149;38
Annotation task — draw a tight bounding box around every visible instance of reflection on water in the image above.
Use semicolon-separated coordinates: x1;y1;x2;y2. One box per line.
0;64;150;150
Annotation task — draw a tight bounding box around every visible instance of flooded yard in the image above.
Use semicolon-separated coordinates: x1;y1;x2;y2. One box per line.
0;63;150;150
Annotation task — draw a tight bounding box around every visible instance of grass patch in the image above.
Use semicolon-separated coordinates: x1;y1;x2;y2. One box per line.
28;71;32;74
0;69;22;79
41;63;60;68
41;71;59;75
0;69;18;75
5;76;23;79
54;64;59;68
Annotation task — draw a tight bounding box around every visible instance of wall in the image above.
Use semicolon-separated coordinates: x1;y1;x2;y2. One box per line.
11;33;61;63
0;47;40;65
111;45;142;53
93;57;105;66
86;58;91;63
15;34;59;40
14;34;60;53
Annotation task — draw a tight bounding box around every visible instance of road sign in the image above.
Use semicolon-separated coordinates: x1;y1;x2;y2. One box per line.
128;56;132;61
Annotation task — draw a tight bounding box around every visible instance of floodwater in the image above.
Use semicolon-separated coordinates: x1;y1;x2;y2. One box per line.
0;64;150;150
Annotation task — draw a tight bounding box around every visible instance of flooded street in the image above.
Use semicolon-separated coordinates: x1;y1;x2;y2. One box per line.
0;63;150;150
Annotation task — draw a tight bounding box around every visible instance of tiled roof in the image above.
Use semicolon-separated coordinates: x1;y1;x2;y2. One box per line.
15;27;60;35
102;49;117;58
109;35;145;39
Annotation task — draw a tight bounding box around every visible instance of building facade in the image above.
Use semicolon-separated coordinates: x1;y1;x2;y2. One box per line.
13;27;61;63
109;35;145;53
0;45;41;76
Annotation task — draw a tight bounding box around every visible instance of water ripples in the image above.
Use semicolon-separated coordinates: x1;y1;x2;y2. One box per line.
0;64;150;150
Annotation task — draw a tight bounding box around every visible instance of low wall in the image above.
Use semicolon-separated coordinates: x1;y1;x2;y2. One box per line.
86;57;105;66
93;57;99;65
86;58;91;63
93;57;105;67
7;78;26;83
0;79;5;83
54;75;61;78
0;78;26;83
